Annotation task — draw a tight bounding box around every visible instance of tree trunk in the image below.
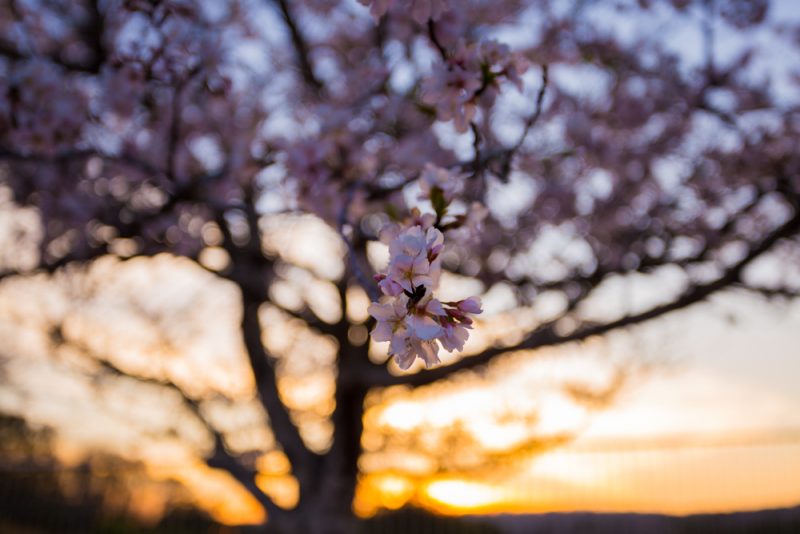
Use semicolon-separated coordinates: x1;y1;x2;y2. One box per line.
299;340;370;533
260;376;368;534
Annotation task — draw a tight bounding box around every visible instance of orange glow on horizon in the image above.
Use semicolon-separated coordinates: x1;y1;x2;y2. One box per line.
2;250;799;527
350;438;800;519
421;479;508;513
147;460;266;525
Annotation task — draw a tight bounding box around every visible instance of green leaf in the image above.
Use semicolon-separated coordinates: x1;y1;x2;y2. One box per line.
385;203;400;221
430;186;448;220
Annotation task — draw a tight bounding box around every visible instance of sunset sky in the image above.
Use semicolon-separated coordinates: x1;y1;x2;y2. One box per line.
1;0;799;528
1;211;799;525
358;291;800;518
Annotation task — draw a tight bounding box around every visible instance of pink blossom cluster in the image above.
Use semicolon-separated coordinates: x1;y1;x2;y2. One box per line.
375;164;488;249
358;0;451;24
368;222;482;370
422;39;529;132
418;162;464;202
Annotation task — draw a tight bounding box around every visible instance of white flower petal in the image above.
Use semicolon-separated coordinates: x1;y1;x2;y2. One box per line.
406;314;443;340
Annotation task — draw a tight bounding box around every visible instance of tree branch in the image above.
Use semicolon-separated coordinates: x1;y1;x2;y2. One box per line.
496;64;548;181
736;283;800;300
338;182;380;301
483;178;773;298
216;201;322;502
207;433;282;520
271;0;323;93
54;330;281;520
0;41;104;73
427;19;448;60
0;0;106;74
0;147;163;178
376;208;800;387
239;295;321;498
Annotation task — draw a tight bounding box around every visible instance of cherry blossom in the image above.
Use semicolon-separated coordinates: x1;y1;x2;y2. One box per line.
369;289;457;369
421;39;529;132
386;225;443;292
1;1;797;530
419;163;465;203
421;60;482;133
369;190;483;369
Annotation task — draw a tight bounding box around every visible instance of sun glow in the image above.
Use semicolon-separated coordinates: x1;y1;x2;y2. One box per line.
422;479;507;513
354;473;416;517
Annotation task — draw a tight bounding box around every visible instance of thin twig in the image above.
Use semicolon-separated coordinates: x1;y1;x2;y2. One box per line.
427;19;448;60
372;206;800;387
339;182;380;301
514;65;549;152
496;64;548;180
0;147;163;179
61;332;282;519
273;0;323;92
470;121;482;172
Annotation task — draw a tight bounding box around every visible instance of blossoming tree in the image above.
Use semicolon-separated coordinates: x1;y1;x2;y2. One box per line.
1;0;798;531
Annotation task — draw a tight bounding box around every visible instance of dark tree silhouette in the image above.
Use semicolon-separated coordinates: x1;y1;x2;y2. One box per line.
0;0;798;531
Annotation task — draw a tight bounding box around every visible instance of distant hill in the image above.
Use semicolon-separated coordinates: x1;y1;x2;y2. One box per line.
475;506;800;533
